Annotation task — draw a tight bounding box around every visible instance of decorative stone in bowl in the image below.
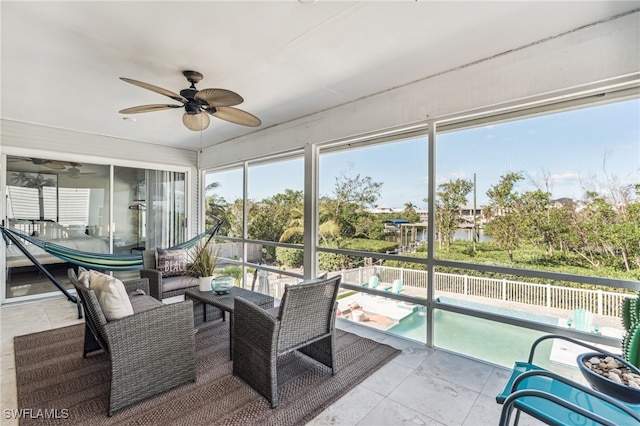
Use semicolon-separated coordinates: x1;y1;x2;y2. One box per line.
211;276;234;294
577;352;640;403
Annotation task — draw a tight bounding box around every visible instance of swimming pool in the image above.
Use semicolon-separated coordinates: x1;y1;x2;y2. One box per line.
388;301;555;369
340;292;592;374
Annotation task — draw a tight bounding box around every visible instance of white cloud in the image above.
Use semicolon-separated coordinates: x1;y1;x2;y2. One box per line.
549;171;582;183
435;172;470;186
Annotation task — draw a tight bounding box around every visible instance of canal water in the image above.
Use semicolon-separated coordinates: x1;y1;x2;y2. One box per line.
452;228;492;242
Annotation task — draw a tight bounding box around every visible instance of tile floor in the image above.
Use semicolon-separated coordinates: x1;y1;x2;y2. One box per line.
0;296;545;426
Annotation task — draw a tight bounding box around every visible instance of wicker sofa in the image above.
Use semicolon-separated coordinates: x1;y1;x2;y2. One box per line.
68;268;197;416
232;275;342;408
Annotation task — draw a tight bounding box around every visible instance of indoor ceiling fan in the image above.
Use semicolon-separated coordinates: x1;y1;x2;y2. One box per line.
118;70;262;131
8;157;81;170
64;165;96;179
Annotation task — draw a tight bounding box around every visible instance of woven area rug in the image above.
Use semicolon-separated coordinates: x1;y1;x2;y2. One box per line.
14;319;400;425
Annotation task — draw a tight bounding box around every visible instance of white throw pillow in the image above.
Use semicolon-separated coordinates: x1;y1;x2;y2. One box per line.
88;270;134;321
77;266;90;287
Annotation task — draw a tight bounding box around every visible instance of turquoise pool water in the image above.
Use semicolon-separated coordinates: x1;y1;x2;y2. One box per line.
388;299;555;369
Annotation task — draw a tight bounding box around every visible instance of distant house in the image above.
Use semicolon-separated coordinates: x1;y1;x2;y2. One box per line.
370;206;402;214
382;218;410;233
550;198;586;212
460;206;485;225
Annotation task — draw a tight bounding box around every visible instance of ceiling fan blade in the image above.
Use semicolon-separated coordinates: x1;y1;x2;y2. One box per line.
29;158;64;170
194;88;244;107
53;161;80;167
119;104;183;114
182;112;210;131
120;77;188;103
43;162;66;170
210;106;261;127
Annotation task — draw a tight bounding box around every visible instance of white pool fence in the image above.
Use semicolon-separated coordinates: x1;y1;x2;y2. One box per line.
339;265;629;317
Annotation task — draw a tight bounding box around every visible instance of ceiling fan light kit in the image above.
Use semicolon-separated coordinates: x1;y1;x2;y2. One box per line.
119;70;261;131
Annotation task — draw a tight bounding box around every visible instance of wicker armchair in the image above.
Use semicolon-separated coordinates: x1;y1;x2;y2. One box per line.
139;249;222;325
68;268;196;416
232;275;341;408
139;249;198;299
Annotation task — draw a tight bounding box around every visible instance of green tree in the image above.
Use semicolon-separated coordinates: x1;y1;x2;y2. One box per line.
204;181;241;236
543;200;576;256
225;198;245;238
278;205;304;243
621;202;640;270
248;189;303;261
317;202;342;242
206;193;231;231
322;171;383;238
576;191;618;268
434;178;473;251
402;202;421;223
279;202;342;243
570;188;640;272
517;189;551;249
612;185;640;271
484;172;525;262
403;201;418;215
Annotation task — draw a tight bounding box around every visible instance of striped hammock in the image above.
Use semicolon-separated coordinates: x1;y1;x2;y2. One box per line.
1;220;222;271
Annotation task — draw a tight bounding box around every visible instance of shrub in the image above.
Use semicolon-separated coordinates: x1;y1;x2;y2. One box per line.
220;265;243;282
275;247;304;268
318;238;398;271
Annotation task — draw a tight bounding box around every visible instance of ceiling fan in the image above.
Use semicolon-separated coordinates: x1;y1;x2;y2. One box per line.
8;157;80;170
64;165;96;179
118;70;262;131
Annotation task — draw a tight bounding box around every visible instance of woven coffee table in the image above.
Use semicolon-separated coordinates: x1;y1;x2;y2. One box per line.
184;286;275;358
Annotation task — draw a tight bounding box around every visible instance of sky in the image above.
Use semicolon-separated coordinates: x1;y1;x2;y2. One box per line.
207;98;640;210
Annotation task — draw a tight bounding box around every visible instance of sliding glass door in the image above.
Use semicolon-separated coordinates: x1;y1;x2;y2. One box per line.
146;169;186;249
113;166;146;254
4;157;187;300
4;158;110;298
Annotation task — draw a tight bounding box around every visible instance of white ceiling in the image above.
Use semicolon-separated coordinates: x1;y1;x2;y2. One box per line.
2;1;638;151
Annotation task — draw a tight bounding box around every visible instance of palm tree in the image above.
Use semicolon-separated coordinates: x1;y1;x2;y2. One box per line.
279;206;304;243
318;202;340;242
11;172;57;220
204;181;235;234
204;181;220;193
279;204;340;243
404;202;416;213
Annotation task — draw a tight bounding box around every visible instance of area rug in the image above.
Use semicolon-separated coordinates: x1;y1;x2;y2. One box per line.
14;320;400;425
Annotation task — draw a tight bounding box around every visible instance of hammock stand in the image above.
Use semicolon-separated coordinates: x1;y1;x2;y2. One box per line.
1;220;222;319
2;226;83;318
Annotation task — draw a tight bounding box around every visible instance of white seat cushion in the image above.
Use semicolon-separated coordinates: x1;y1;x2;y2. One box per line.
88;270;134;321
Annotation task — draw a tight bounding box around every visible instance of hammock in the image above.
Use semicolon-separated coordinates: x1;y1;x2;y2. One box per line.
2;220;222;319
1;220;222;271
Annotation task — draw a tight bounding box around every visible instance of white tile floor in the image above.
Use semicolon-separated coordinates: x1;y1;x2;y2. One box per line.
0;296;545;426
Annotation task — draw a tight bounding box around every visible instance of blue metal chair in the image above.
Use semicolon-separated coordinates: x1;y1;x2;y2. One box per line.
496;335;640;425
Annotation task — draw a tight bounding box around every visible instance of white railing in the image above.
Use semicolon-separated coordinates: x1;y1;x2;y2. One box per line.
339;266;629;317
